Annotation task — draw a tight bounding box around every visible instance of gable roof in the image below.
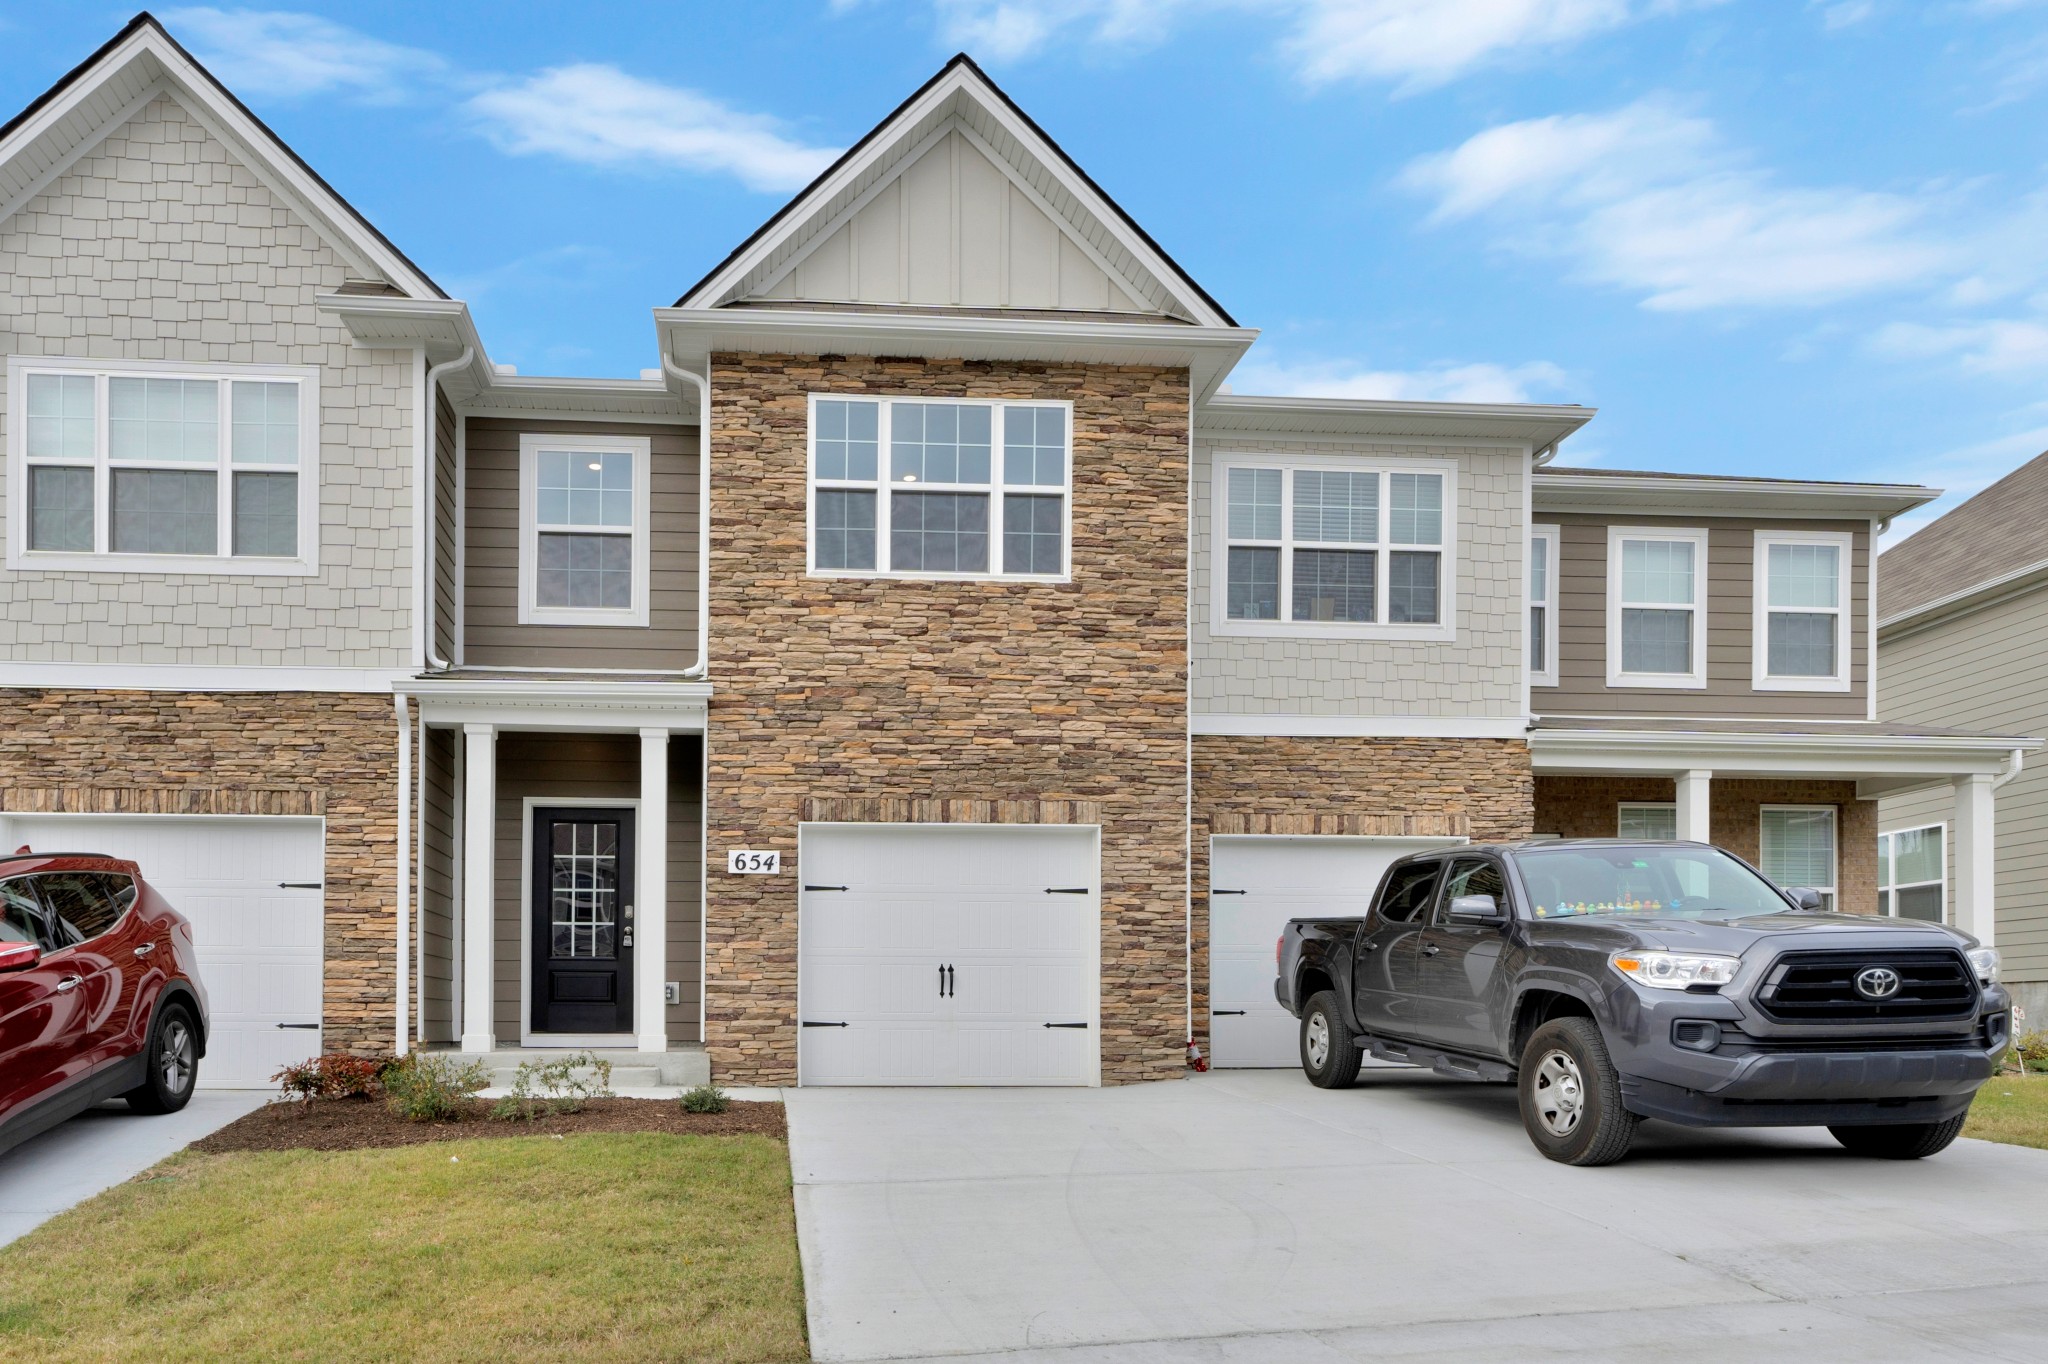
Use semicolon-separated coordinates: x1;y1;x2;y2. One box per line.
0;11;443;298
1879;447;2048;621
674;53;1233;327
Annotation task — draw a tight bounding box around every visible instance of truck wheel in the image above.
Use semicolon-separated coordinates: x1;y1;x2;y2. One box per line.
1828;1115;1967;1159
1300;991;1361;1089
1518;1017;1639;1166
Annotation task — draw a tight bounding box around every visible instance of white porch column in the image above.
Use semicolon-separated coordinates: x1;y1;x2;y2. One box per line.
637;728;670;1054
1953;774;1997;947
460;724;497;1052
1675;769;1712;844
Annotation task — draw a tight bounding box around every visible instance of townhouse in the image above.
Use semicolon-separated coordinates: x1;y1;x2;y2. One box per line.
1;15;2032;1090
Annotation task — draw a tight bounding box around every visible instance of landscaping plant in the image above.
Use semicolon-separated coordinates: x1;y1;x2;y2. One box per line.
382;1053;490;1122
2007;1030;2048;1075
271;1053;394;1104
492;1052;615;1122
679;1084;730;1114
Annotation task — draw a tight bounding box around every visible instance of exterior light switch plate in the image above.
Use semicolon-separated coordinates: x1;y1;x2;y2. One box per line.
664;981;681;1006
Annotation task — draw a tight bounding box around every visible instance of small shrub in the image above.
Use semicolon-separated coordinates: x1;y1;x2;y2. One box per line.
2014;1030;2048;1074
271;1053;392;1103
383;1053;489;1122
679;1084;729;1115
491;1052;614;1122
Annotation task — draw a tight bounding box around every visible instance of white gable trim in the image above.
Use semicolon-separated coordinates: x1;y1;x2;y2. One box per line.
0;77;169;229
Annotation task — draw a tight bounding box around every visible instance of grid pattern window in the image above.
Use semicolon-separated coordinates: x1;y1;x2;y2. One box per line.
1754;532;1852;691
1878;825;1945;923
1607;527;1707;688
9;360;317;573
807;397;1070;579
1530;525;1559;686
518;434;652;626
1217;460;1453;637
1761;806;1837;910
1617;803;1678;840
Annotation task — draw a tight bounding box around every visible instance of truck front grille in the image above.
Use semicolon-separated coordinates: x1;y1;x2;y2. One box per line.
1754;949;1977;1023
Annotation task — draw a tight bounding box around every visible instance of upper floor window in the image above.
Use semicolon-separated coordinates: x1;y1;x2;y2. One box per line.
806;396;1071;580
1214;457;1454;639
1878;825;1944;923
1530;524;1559;686
1753;531;1852;692
6;358;318;576
1606;526;1707;689
518;433;651;626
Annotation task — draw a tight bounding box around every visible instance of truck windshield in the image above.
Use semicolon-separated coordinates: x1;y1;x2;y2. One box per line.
1513;844;1794;920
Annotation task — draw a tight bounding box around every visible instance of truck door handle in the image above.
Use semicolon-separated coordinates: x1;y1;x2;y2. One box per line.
55;975;81;993
1361;941;1378;952
1423;944;1440;956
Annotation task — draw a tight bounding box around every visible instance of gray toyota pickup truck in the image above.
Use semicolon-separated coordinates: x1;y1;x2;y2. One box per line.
1276;839;2010;1166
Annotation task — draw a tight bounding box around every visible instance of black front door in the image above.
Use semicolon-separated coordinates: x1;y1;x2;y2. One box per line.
530;807;635;1035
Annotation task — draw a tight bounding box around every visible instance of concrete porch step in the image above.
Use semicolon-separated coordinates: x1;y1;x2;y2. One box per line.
453;1047;712;1091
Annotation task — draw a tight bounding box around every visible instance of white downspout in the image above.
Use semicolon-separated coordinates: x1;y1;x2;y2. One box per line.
423;347;474;673
662;353;711;680
1994;747;2025;791
394;692;412;1056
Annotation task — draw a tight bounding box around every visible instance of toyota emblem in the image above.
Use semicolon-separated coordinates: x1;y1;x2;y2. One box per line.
1854;966;1902;1001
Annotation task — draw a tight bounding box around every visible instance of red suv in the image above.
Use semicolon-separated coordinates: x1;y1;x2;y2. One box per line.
0;851;209;1156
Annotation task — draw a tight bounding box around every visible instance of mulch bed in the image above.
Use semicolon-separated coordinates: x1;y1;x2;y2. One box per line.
191;1096;786;1154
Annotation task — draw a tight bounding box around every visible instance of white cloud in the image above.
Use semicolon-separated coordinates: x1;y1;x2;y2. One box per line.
1401;100;1951;310
466;65;840;192
1872;317;2048;374
1229;355;1571;403
165;8;449;103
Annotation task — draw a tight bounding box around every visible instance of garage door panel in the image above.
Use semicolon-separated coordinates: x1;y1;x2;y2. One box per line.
802;1022;945;1086
954;1023;1090;1085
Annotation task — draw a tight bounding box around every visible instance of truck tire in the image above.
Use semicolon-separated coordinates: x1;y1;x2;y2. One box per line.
1828;1115;1967;1159
1518;1017;1639;1166
1300;991;1362;1089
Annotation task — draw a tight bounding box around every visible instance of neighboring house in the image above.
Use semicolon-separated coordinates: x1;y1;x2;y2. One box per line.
0;16;2032;1089
1876;450;2048;1024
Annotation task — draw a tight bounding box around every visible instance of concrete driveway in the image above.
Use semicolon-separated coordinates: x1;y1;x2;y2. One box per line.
786;1069;2048;1363
0;1093;267;1247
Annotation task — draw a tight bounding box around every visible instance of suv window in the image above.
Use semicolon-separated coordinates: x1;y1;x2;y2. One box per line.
0;878;46;947
1376;861;1443;924
1436;858;1508;923
35;873;126;946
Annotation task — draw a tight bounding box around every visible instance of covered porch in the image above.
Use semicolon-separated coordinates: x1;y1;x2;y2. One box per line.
1528;718;2041;943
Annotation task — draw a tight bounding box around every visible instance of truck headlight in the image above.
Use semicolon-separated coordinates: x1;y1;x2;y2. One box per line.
1610;950;1740;990
1966;947;1999;985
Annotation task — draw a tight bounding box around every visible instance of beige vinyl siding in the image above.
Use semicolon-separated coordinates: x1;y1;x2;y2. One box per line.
1878;583;2048;984
419;725;456;1042
1537;513;1869;719
462;419;698;671
490;732;704;1044
431;389;459;665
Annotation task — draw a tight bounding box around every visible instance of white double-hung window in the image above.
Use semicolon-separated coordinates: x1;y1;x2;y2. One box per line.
807;396;1071;579
1754;531;1852;691
1607;526;1707;688
1214;457;1454;638
7;357;318;574
1530;524;1559;686
518;433;651;626
1878;825;1945;922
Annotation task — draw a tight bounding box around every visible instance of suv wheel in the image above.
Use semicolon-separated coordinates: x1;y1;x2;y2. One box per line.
1299;991;1362;1089
124;1001;198;1115
1517;1017;1639;1166
1828;1115;1967;1159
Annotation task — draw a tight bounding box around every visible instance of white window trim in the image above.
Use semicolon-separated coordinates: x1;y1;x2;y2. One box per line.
804;393;1074;583
1530;523;1560;687
517;432;652;628
1878;821;1947;924
1752;529;1854;693
1606;525;1709;690
1209;451;1458;642
6;355;320;577
1616;801;1677;839
1760;804;1837;904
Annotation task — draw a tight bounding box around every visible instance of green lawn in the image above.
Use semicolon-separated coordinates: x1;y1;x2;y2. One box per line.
0;1133;806;1364
1967;1074;2048;1152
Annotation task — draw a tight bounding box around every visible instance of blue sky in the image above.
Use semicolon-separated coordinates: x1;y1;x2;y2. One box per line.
4;2;2047;538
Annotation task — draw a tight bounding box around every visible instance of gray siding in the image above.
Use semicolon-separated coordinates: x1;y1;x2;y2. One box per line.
462;418;699;671
1878;584;2048;985
430;389;458;665
419;725;456;1042
1537;514;1870;719
489;732;704;1044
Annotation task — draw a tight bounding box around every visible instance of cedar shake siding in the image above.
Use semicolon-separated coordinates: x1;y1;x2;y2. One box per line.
703;354;1192;1086
0;689;399;1054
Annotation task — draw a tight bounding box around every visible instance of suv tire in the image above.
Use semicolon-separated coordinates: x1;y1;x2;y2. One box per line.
124;1000;198;1115
1518;1017;1639;1166
1828;1115;1967;1159
1300;991;1362;1089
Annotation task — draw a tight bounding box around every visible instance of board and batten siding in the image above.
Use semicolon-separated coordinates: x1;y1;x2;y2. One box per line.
488;732;705;1045
461;418;699;671
1878;583;2048;987
1535;514;1870;719
1190;435;1526;719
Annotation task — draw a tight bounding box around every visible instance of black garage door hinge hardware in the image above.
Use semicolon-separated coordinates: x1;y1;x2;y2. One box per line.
1212;1010;1247;1016
1044;1022;1090;1029
801;1020;850;1028
1212;889;1247;896
1044;887;1090;895
275;1023;320;1030
803;884;849;892
278;882;322;889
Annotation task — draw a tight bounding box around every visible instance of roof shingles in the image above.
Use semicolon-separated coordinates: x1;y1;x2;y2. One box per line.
1878;448;2048;619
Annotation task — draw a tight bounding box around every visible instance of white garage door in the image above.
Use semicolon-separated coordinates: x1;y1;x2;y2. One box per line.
1;814;325;1088
798;824;1099;1086
1209;835;1462;1068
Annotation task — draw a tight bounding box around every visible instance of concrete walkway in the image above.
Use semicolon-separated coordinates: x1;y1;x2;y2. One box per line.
785;1069;2048;1363
0;1092;268;1247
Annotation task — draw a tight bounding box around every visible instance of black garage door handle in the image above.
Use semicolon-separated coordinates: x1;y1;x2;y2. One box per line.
279;882;322;889
1044;887;1091;895
1044;1022;1090;1029
803;885;848;892
1212;1010;1247;1016
275;1023;320;1030
1212;889;1247;895
802;1020;849;1028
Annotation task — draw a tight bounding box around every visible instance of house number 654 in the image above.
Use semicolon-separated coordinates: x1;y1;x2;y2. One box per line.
726;850;781;875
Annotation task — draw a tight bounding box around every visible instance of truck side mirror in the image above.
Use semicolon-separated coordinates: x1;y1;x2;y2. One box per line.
1447;894;1506;924
1786;887;1826;912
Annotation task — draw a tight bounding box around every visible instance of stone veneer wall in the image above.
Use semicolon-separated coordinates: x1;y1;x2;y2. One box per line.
0;689;398;1053
1189;735;1534;1049
703;354;1191;1086
1533;776;1879;914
